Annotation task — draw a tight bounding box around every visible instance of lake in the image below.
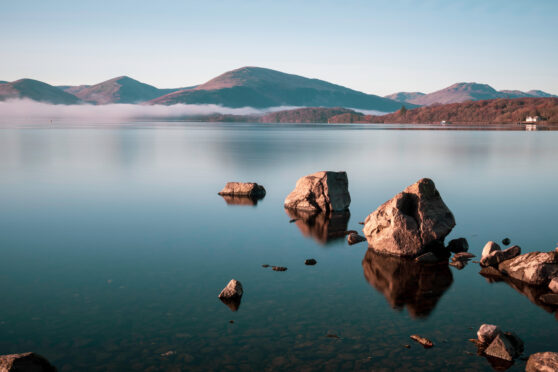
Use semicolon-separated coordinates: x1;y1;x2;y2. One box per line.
0;122;557;371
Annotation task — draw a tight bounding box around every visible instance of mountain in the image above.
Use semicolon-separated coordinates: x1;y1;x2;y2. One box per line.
328;97;558;124
389;83;558;106
150;66;409;111
0;79;81;104
61;76;189;104
384;92;425;103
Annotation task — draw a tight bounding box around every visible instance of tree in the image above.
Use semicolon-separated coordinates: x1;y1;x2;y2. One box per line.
399;105;407;116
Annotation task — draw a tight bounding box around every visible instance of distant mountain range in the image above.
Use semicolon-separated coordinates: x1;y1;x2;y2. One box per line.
1;68;556;112
386;82;557;106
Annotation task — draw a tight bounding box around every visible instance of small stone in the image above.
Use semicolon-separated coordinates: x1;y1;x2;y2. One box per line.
305;259;317;265
229;320;234;324
415;252;440;263
526;352;558;372
358;221;365;225
502;238;511;246
447;238;469;253
549;277;558;293
403;344;410;349
272;266;287;272
161;350;176;357
539;293;558;306
449;260;465;270
262;264;270;268
477;324;502;344
347;233;366;245
482;241;501;258
410;335;434;348
484;334;516;361
453;252;475;261
326;334;340;339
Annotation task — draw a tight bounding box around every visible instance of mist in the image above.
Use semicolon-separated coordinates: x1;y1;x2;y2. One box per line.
0;99;298;124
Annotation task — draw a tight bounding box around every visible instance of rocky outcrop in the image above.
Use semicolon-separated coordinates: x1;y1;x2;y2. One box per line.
480;245;521;267
526;351;558;372
362;178;455;257
285;208;350;245
284;171;350;213
218;182;266;198
218;279;243;312
0;352;56;372
362;249;453;318
447;238;468;253
498;251;558;286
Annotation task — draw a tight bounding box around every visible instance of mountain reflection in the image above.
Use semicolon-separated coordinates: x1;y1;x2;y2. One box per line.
285;209;350;245
219;194;264;206
362;249;453;318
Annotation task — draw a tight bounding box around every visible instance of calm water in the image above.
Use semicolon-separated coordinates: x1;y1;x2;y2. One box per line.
0;123;557;371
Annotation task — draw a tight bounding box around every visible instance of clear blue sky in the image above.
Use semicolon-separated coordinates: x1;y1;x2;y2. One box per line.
1;0;557;95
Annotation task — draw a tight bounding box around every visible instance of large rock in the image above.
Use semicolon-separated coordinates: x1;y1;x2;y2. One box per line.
218;182;266;198
498;251;558;286
362;178;455;257
480;245;521;267
526;351;558;372
284;171;350;213
477;324;501;344
218;279;243;312
0;352;56;372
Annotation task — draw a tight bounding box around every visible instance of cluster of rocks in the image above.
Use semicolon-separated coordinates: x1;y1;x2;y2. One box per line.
475;324;524;363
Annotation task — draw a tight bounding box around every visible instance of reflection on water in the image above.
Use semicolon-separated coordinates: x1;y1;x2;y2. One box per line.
219;296;242;312
362;249;453;318
285;209;350;244
219;194;264;206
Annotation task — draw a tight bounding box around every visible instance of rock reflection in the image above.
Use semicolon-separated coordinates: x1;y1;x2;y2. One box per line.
219;194;264;206
362;249;453;318
219;297;242;312
480;268;557;315
285;209;350;245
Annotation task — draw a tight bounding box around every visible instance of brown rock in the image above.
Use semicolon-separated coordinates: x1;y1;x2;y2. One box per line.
539;293;558;306
218;182;266;197
284;171;350;213
447;238;469;253
526;351;558;372
477;324;502;344
498;251;558;286
218;279;243;311
304;259;317;265
410;335;434;348
0;352;56;372
549;277;558;293
449;260;466;270
347;233;366;245
272;266;287;272
482;241;501;259
480;245;521;267
484;334;517;361
453;252;475;261
362;178;455;257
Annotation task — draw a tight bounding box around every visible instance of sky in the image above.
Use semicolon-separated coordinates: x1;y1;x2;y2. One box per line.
1;0;557;95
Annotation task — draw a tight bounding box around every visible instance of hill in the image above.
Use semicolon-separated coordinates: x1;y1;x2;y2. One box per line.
62;76;187;104
150;66;408;111
259;107;359;123
0;79;81;104
389;83;558;106
329;97;558;124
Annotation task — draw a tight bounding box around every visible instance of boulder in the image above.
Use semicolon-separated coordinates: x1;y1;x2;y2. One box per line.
482;241;501;259
447;238;469;253
218;279;243;300
526;351;558;372
347;233;366;245
218;182;266;198
484;334;518;361
284;171;350;213
549;277;558;293
0;352;56;372
362;178;455;257
477;324;501;344
498;251;558;286
480;245;521;268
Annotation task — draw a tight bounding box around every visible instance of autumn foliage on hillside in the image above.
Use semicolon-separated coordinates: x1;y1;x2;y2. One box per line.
259;107;356;123
358;98;558;124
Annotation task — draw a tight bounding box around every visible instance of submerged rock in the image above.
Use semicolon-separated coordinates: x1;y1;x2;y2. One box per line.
362;178;455;257
526;352;558;372
410;335;434;348
498;251;558;286
480;245;521;268
0;352;56;372
285;208;350;245
362;249;453;318
218;182;266;198
347;232;366;245
447;238;469;253
218;279;243;311
477;324;502;344
284;171;350;213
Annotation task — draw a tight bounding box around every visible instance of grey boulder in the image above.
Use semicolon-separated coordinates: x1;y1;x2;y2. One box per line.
362;178;455;257
284;171;350;213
